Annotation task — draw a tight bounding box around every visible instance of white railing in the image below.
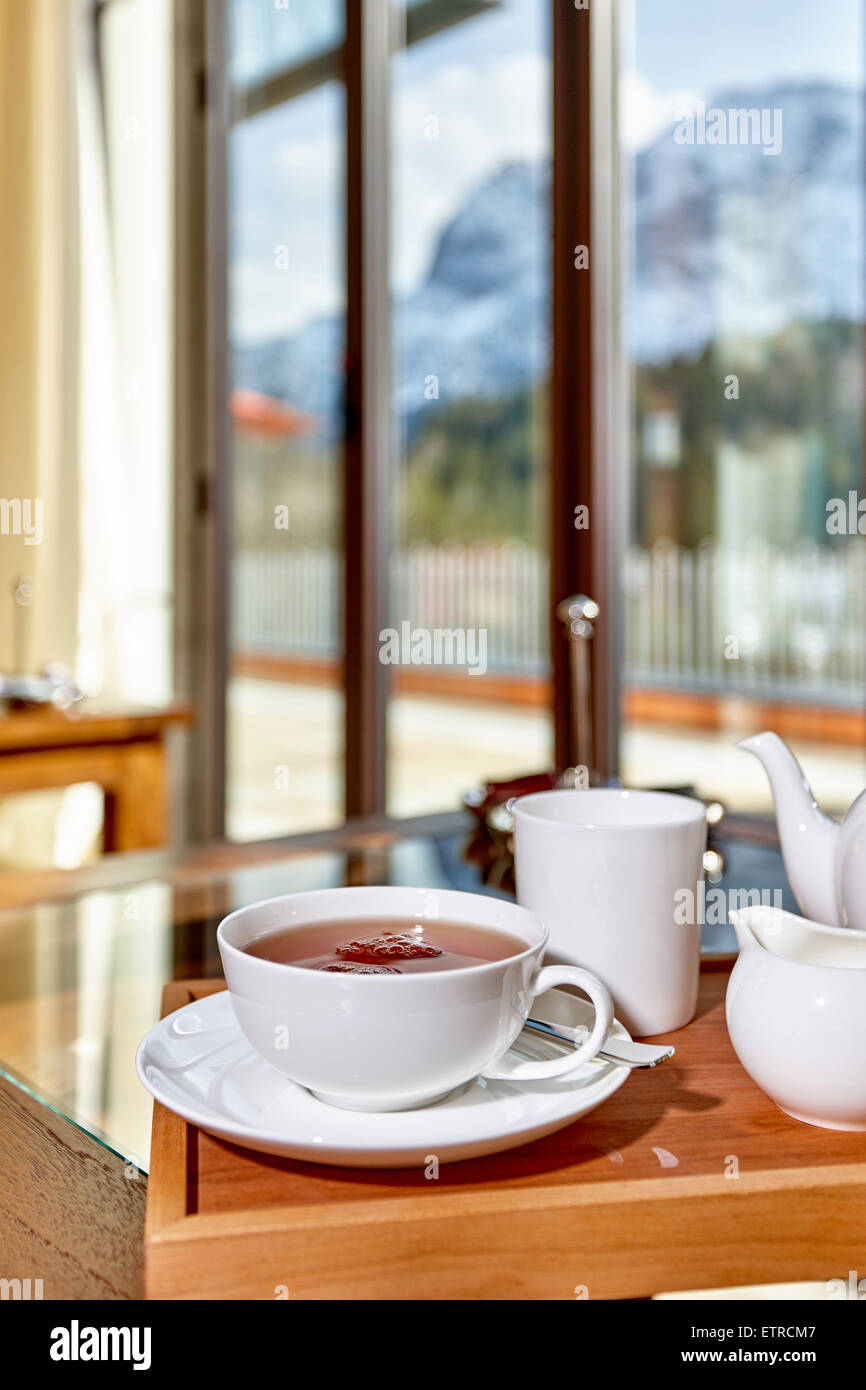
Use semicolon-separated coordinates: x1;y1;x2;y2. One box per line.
624;539;866;704
233;540;866;703
233;548;340;657
232;543;549;674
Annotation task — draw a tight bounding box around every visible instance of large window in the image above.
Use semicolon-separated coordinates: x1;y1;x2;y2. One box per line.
222;0;865;840
618;0;866;814
225;0;553;838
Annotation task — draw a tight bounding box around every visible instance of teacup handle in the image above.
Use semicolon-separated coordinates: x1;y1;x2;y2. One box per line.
481;965;614;1082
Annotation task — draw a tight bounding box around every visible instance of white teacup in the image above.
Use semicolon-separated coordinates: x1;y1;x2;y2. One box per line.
513;788;707;1036
217;885;614;1112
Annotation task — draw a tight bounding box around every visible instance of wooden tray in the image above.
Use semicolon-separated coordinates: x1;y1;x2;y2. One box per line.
144;961;866;1300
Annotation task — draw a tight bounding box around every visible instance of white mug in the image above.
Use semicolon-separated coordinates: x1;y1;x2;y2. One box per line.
513;789;707;1036
217;885;614;1112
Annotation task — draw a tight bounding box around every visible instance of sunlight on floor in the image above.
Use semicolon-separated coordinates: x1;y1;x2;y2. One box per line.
226;676;866;840
226;676;553;839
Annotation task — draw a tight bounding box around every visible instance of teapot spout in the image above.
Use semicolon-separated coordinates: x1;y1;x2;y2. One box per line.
737;731;840;928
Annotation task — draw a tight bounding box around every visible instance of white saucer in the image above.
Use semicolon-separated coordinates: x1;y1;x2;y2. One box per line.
136;989;632;1169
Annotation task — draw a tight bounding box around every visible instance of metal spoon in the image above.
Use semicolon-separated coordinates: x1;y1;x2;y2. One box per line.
524;1017;675;1069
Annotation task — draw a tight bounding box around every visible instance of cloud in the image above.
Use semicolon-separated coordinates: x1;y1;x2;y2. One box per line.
232;36;551;340
391;49;550;292
619;71;701;151
230;259;341;344
231;106;343;342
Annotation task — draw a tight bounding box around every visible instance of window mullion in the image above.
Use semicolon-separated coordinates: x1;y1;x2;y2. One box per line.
344;0;392;818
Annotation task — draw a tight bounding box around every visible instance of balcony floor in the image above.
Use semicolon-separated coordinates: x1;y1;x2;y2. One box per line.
225;676;865;840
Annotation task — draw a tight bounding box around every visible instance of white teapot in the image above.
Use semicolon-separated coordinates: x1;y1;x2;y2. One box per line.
738;731;866;931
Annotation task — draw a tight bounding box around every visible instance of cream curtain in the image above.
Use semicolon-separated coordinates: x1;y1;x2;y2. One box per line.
0;0;173;866
0;0;80;674
80;0;174;705
0;0;173;698
0;0;92;868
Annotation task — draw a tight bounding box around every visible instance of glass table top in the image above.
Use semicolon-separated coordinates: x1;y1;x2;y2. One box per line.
0;823;793;1172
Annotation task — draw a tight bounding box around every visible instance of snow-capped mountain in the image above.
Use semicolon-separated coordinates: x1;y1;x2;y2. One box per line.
630;82;863;362
232;82;863;428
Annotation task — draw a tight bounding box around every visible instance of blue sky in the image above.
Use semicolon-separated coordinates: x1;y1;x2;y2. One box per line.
633;0;861;93
623;0;861;149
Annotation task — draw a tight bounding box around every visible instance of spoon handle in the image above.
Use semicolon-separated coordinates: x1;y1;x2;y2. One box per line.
524;1017;675;1069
